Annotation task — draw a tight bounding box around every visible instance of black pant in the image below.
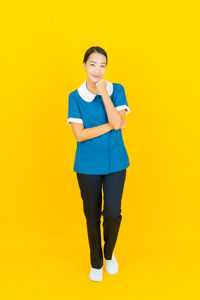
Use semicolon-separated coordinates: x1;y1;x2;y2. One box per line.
76;168;127;269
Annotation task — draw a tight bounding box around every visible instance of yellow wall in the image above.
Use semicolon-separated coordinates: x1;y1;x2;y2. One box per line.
0;0;199;298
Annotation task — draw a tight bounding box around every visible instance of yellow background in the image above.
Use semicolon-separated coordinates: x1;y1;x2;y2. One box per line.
0;0;200;299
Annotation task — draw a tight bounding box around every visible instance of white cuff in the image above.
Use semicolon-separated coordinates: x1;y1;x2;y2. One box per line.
67;117;83;126
115;105;130;114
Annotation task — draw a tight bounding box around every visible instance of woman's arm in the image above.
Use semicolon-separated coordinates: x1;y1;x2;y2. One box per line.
100;90;123;130
95;79;124;130
70;122;114;142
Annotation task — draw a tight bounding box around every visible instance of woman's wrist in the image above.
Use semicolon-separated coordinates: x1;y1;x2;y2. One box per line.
107;123;114;131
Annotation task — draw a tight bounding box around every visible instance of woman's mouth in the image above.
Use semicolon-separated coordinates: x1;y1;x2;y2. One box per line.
92;74;100;78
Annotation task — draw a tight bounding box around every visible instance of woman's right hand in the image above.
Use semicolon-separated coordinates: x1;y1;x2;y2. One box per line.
120;119;126;129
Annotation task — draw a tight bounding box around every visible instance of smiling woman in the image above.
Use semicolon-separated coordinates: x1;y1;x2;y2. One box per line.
67;46;131;282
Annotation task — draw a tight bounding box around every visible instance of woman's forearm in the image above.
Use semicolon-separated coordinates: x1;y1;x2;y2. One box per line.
79;123;113;142
101;90;122;129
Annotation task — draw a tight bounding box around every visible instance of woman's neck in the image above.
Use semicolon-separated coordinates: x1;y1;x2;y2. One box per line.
86;79;99;95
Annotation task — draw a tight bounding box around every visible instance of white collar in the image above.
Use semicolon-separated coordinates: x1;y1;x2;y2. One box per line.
77;80;113;102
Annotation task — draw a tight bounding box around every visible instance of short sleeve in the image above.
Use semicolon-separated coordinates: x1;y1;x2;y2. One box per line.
67;93;83;126
113;84;130;114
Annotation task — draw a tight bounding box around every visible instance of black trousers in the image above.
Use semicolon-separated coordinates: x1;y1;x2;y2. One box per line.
76;168;127;269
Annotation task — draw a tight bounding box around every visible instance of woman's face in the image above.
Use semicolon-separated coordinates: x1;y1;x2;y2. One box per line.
83;52;107;83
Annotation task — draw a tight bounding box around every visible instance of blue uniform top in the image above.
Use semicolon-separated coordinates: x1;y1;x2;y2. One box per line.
67;80;131;175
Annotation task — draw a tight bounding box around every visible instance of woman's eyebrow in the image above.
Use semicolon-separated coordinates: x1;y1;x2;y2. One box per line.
90;60;106;64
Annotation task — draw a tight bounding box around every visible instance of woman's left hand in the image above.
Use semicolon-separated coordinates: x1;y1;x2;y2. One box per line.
96;78;107;94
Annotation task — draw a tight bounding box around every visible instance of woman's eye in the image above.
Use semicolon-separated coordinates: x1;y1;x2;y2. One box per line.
90;64;105;67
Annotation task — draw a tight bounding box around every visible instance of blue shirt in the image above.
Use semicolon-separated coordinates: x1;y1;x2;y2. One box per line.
67;80;131;175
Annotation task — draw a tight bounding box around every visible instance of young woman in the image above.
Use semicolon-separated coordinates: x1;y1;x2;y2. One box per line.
67;46;131;281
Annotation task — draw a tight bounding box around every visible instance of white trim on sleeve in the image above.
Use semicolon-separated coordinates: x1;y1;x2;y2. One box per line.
67;117;83;126
115;105;131;114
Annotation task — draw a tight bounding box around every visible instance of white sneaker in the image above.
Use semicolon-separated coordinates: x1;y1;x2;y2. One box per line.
105;253;118;274
89;266;103;281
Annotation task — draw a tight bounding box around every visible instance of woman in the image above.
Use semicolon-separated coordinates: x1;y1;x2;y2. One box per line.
67;46;131;281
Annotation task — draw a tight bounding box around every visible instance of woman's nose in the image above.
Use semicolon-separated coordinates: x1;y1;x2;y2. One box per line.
94;67;101;73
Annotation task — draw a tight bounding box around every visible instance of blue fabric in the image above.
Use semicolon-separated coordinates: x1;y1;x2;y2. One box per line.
112;83;129;109
67;93;83;124
67;83;131;175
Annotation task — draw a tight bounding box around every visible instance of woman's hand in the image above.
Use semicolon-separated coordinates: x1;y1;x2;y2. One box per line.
120;119;126;129
121;119;126;129
96;78;107;95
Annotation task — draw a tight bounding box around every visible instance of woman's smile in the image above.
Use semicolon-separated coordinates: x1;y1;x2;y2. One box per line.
92;74;100;78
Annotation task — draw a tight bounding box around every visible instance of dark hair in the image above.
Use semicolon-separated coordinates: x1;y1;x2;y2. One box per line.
83;46;108;65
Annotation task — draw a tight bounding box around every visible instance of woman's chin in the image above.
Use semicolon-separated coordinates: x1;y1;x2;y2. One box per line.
90;77;99;83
